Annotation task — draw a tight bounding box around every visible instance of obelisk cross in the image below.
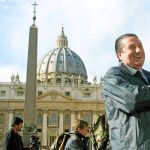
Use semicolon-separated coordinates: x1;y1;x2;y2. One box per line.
32;1;38;24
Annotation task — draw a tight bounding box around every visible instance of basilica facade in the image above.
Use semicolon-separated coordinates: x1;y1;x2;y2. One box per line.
0;28;104;147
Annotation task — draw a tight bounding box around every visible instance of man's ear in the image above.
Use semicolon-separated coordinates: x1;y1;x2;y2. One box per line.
77;127;80;131
117;51;122;61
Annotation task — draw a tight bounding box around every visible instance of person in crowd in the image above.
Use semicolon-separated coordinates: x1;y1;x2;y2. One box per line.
65;119;89;150
3;116;29;150
102;33;150;150
50;129;71;150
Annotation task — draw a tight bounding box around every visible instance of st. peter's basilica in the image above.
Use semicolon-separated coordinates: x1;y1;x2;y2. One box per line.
0;25;104;148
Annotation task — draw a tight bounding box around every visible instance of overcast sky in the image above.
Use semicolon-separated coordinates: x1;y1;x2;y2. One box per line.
0;0;150;83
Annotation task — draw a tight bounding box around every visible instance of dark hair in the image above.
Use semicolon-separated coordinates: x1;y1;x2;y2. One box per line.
72;119;88;131
115;33;138;60
11;117;23;127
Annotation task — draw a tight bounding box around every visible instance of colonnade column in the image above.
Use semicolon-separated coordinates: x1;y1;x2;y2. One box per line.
70;111;76;131
42;110;48;146
77;111;81;119
92;111;98;124
8;109;14;130
59;110;64;135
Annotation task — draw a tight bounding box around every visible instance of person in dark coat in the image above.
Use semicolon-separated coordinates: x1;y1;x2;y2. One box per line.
65;119;89;150
103;33;150;150
3;116;29;150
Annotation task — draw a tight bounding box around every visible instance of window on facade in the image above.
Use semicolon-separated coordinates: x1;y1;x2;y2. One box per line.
65;92;70;96
17;87;23;90
56;78;61;84
0;113;4;125
37;114;43;125
65;78;71;84
0;90;6;96
83;93;90;97
38;91;43;96
50;127;58;133
83;113;92;125
17;91;24;96
64;114;70;125
49;112;59;125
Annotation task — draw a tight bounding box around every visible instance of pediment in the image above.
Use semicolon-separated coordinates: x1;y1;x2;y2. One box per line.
37;90;74;102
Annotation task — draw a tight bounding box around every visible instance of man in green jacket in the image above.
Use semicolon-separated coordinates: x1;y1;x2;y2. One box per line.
103;33;150;150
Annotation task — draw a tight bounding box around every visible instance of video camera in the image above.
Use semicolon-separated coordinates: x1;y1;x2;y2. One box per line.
29;135;40;150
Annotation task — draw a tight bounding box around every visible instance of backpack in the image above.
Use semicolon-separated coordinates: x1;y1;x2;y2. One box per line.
90;114;110;150
51;132;74;150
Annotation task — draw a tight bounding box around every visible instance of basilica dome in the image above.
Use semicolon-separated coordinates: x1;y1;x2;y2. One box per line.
37;28;87;84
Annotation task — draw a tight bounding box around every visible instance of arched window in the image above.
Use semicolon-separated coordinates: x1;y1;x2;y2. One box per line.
83;112;92;126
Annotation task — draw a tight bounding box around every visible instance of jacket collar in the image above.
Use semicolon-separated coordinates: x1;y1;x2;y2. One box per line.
74;131;85;139
119;62;137;75
142;69;150;84
119;62;150;84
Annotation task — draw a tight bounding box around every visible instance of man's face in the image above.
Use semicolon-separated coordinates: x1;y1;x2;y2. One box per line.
78;126;89;137
15;123;23;132
117;36;145;70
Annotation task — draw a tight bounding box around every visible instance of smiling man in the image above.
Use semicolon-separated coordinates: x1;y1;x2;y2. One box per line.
103;33;150;150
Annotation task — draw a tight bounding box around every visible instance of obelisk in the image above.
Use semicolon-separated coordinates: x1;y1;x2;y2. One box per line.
23;1;38;146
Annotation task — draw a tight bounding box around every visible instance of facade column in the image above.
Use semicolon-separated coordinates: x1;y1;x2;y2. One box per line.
42;110;48;146
92;111;98;124
77;111;81;119
8;109;14;130
59;110;64;135
70;111;76;131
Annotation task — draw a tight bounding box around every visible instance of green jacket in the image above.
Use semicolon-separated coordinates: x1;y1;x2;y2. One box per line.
103;63;150;150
